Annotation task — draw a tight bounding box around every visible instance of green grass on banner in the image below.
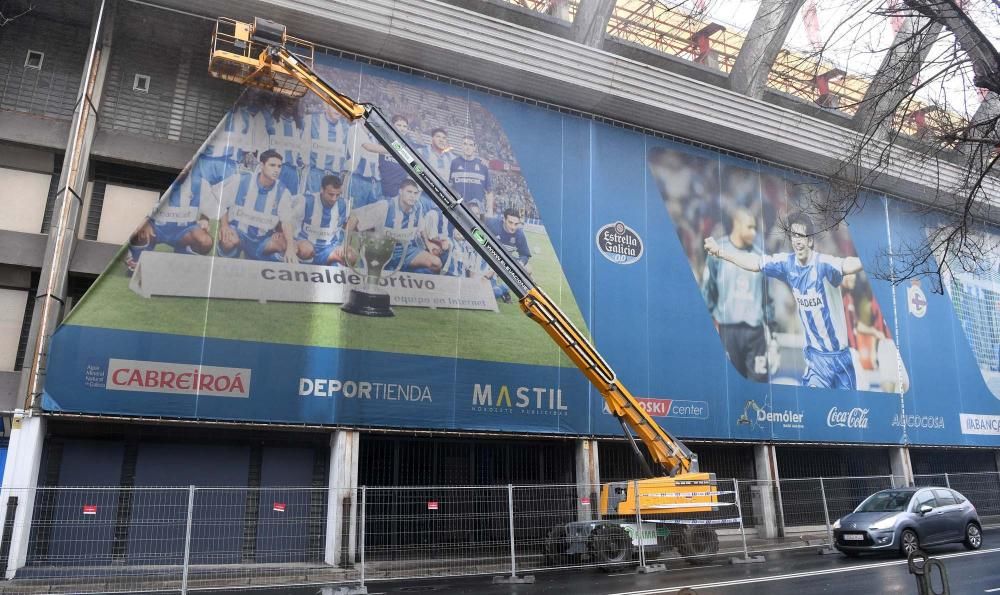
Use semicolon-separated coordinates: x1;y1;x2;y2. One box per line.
65;229;588;367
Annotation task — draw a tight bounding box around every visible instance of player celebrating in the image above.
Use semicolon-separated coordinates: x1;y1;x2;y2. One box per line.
217;149;296;263
704;212;862;389
701;208;775;382
287;174;349;266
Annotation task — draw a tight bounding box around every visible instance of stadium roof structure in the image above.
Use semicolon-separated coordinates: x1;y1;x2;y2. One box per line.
501;0;997;139
23;0;998;219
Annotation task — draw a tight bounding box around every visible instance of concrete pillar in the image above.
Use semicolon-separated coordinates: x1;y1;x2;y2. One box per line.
0;412;46;578
325;430;360;567
889;446;913;487
575;439;600;521
752;443;781;539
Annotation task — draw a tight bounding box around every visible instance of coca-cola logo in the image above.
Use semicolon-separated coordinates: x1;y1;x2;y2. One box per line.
827;406;869;429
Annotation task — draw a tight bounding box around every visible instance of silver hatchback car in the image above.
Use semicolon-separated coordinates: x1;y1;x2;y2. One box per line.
833;487;982;557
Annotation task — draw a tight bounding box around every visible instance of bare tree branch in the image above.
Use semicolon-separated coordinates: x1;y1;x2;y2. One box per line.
0;0;32;27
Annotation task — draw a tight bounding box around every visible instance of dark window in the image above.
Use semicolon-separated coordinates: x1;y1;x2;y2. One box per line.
132;74;150;93
913;490;937;511
24;50;44;69
933;489;956;506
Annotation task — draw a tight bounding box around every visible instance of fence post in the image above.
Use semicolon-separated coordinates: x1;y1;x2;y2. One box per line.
507;484;516;578
634;479;646;569
817;478;837;555
181;485;195;595
634;480;665;573
944;473;951;489
729;478;764;564
492;484;533;584
734;479;748;558
359;486;366;589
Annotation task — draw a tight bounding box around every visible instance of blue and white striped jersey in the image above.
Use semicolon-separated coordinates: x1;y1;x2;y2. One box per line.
308;113;350;173
269;115;305;164
291;192;347;246
347;126;380;179
418;145;455;182
220;172;292;240
206;107;273;160
382;195;428;250
761;252;848;353
153;156;236;225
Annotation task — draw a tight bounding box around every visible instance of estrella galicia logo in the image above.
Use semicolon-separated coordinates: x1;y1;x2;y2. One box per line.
596;221;643;265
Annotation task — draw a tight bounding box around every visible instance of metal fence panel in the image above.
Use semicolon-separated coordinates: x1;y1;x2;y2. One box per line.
2;471;999;593
363;486;509;579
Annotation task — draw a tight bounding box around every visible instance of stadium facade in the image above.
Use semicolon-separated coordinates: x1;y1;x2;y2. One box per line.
1;0;999;576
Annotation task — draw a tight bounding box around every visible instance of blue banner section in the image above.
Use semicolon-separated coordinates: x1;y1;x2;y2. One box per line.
42;50;1000;446
45;326;591;435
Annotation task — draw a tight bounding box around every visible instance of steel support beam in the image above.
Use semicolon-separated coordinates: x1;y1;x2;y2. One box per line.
569;0;616;48
961;92;999;164
853;16;942;140
729;0;805;99
20;0;116;412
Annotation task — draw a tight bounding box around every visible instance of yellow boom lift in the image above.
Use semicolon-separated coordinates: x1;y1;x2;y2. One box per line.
209;17;720;566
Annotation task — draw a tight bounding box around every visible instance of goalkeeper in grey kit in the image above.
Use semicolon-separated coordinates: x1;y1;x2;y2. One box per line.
701;208;778;381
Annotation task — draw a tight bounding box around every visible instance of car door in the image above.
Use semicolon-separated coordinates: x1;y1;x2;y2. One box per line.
911;490;945;544
932;489;963;542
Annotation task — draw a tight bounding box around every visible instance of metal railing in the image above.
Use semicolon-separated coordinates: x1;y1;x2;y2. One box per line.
0;471;997;593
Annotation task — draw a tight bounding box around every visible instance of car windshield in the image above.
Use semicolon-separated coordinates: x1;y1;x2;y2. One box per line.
855;491;914;513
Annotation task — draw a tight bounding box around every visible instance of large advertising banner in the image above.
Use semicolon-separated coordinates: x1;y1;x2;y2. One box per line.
43;51;1000;446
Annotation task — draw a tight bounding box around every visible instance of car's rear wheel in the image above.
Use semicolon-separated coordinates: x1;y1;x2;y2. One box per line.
899;529;919;557
964;523;982;550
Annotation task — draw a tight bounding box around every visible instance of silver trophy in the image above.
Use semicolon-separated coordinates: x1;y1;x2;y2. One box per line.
341;227;404;317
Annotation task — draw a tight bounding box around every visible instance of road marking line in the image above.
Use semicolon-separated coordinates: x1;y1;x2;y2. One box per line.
606;546;1000;595
607;563;724;577
984;588;1000;593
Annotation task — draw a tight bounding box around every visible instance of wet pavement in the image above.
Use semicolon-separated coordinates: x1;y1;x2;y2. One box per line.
199;527;1000;595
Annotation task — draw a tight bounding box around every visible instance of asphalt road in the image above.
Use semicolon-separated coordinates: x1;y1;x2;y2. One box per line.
201;527;1000;595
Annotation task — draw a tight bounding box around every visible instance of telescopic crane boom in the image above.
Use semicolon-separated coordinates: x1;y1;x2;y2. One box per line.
208;17;716;517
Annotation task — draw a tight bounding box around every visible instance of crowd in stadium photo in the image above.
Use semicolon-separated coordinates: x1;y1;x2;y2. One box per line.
125;66;542;304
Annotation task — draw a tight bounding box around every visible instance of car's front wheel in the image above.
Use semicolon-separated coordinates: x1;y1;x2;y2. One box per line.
899;529;920;557
964;523;983;550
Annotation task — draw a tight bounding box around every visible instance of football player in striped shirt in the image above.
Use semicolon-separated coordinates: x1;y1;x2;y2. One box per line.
288;174;349;266
705;212;862;389
125;154;234;275
217;149;296;263
269;98;306;195
346;179;443;274
305;103;351;195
